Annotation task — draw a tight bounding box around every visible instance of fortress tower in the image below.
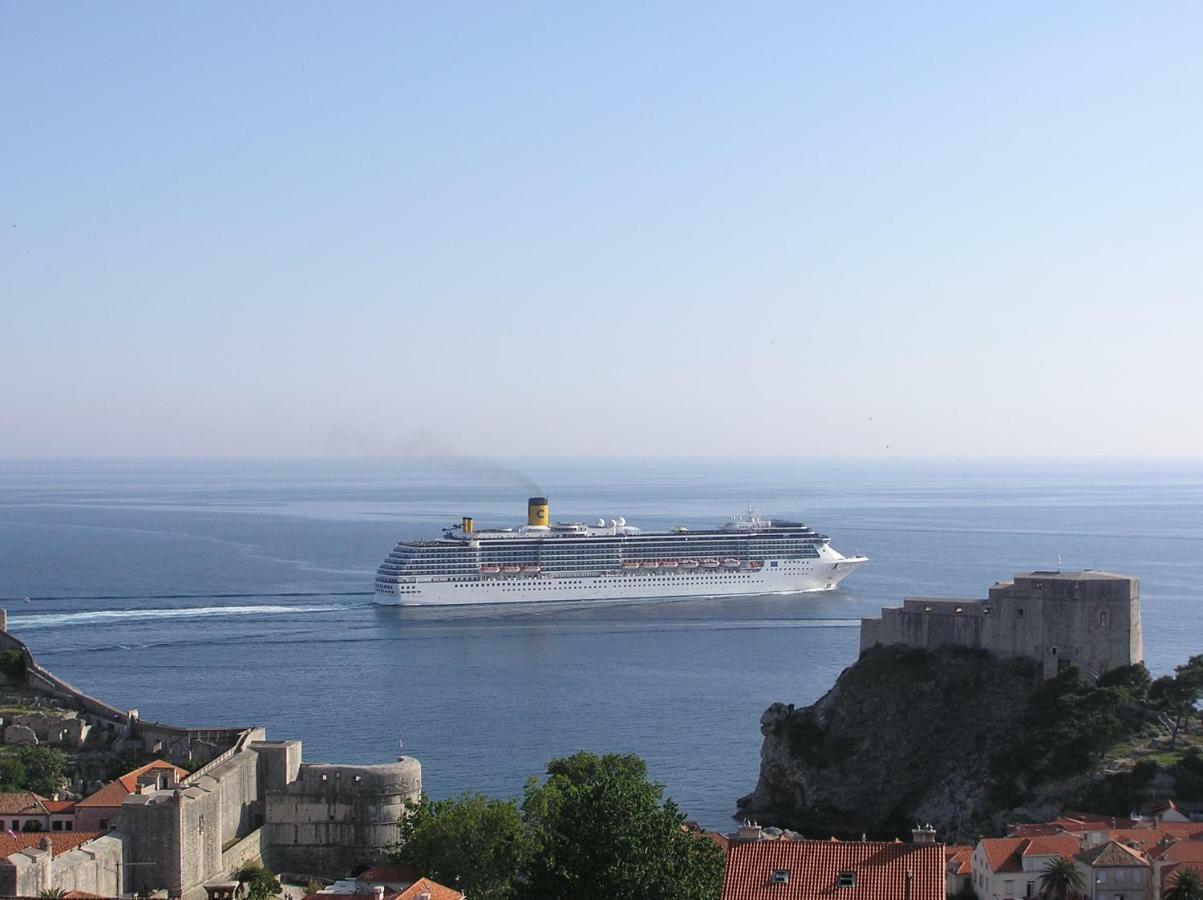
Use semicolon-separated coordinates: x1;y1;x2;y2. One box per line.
860;570;1142;678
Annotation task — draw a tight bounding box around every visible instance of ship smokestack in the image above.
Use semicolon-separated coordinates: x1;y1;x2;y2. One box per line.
461;516;474;534
527;497;549;527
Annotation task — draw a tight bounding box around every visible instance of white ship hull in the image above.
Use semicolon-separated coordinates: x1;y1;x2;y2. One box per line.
375;546;866;607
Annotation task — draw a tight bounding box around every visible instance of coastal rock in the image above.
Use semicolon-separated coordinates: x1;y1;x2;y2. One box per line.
737;644;1170;842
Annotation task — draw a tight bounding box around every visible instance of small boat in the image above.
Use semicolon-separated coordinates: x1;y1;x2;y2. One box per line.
640;561;659;569
701;559;720;569
749;561;764;571
660;560;679;569
622;561;641;570
721;558;740;568
522;565;541;574
480;565;500;574
680;559;699;569
501;565;521;574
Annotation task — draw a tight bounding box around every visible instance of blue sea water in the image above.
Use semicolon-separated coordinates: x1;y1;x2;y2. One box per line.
0;458;1200;830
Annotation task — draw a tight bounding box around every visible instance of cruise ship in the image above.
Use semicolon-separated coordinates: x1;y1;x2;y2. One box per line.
374;497;867;606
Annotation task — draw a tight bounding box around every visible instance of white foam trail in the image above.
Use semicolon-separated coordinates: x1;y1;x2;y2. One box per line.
9;605;346;629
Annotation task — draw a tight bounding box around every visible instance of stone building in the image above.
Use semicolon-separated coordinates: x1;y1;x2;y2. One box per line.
859;571;1143;678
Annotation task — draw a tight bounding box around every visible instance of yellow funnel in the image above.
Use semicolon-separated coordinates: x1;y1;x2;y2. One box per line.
528;497;549;527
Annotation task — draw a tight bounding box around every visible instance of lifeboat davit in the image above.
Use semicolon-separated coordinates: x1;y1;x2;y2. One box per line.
721;558;740;568
660;560;679;569
680;559;699;569
701;559;720;569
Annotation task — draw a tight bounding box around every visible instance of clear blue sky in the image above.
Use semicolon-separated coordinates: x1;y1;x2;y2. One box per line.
3;3;1201;458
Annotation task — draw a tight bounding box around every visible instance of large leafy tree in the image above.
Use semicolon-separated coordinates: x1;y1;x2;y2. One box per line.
1038;856;1085;900
1151;654;1203;749
521;752;724;900
1166;866;1203;900
392;793;528;900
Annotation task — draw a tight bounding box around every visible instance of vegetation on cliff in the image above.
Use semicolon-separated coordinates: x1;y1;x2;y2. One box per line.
740;646;1203;841
393;751;725;900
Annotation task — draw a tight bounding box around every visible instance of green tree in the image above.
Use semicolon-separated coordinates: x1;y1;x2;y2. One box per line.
37;889;68;899
0;757;28;792
235;863;281;900
522;752;724;900
22;820;43;832
1038;856;1085;900
1151;655;1203;749
1166;866;1203;900
16;746;68;797
392;793;528;900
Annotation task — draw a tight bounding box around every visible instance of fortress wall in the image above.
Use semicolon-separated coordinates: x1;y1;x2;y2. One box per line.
176;784;225;899
263;760;422;877
124;793;183;897
251;740;302;792
221;827;264;875
198;746;263;846
50;834;124;897
859;572;1142;678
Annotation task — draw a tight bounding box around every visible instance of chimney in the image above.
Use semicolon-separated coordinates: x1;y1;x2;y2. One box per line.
912;823;937;844
736;822;763;842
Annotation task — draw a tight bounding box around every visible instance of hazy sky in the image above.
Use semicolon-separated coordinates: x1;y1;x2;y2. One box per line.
3;3;1201;459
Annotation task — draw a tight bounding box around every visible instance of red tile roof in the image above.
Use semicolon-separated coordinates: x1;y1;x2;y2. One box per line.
395;879;463;900
0;792;51;816
0;831;105;860
979;835;1081;873
44;799;77;814
356;866;420;887
1076;840;1149;868
75;759;189;809
720;839;944;900
945;846;973;876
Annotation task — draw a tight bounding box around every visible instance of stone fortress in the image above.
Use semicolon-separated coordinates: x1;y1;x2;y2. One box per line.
0;612;421;899
859;570;1143;678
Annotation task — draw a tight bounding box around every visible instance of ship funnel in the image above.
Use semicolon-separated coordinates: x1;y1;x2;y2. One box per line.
461;516;474;534
527;497;549;527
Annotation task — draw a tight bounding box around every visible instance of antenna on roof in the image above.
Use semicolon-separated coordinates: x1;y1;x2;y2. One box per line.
1056;553;1063;571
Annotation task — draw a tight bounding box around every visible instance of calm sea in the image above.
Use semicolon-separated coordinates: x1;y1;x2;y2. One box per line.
0;458;1200;830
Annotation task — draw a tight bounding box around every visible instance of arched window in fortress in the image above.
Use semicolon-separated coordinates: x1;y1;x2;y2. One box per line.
1098;608;1111;628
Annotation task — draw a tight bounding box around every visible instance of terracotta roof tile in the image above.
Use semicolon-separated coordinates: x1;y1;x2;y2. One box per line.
0;831;105;859
1077;840;1149;868
76;759;189;809
979;835;1081;873
394;878;463;900
0;791;51;816
945;846;973;876
720;839;944;900
356;866;419;886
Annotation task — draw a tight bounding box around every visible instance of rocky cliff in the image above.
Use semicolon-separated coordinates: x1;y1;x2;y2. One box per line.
737;645;1201;842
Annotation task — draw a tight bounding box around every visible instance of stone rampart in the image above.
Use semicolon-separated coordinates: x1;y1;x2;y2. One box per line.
221;827;264;875
262;759;422;877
